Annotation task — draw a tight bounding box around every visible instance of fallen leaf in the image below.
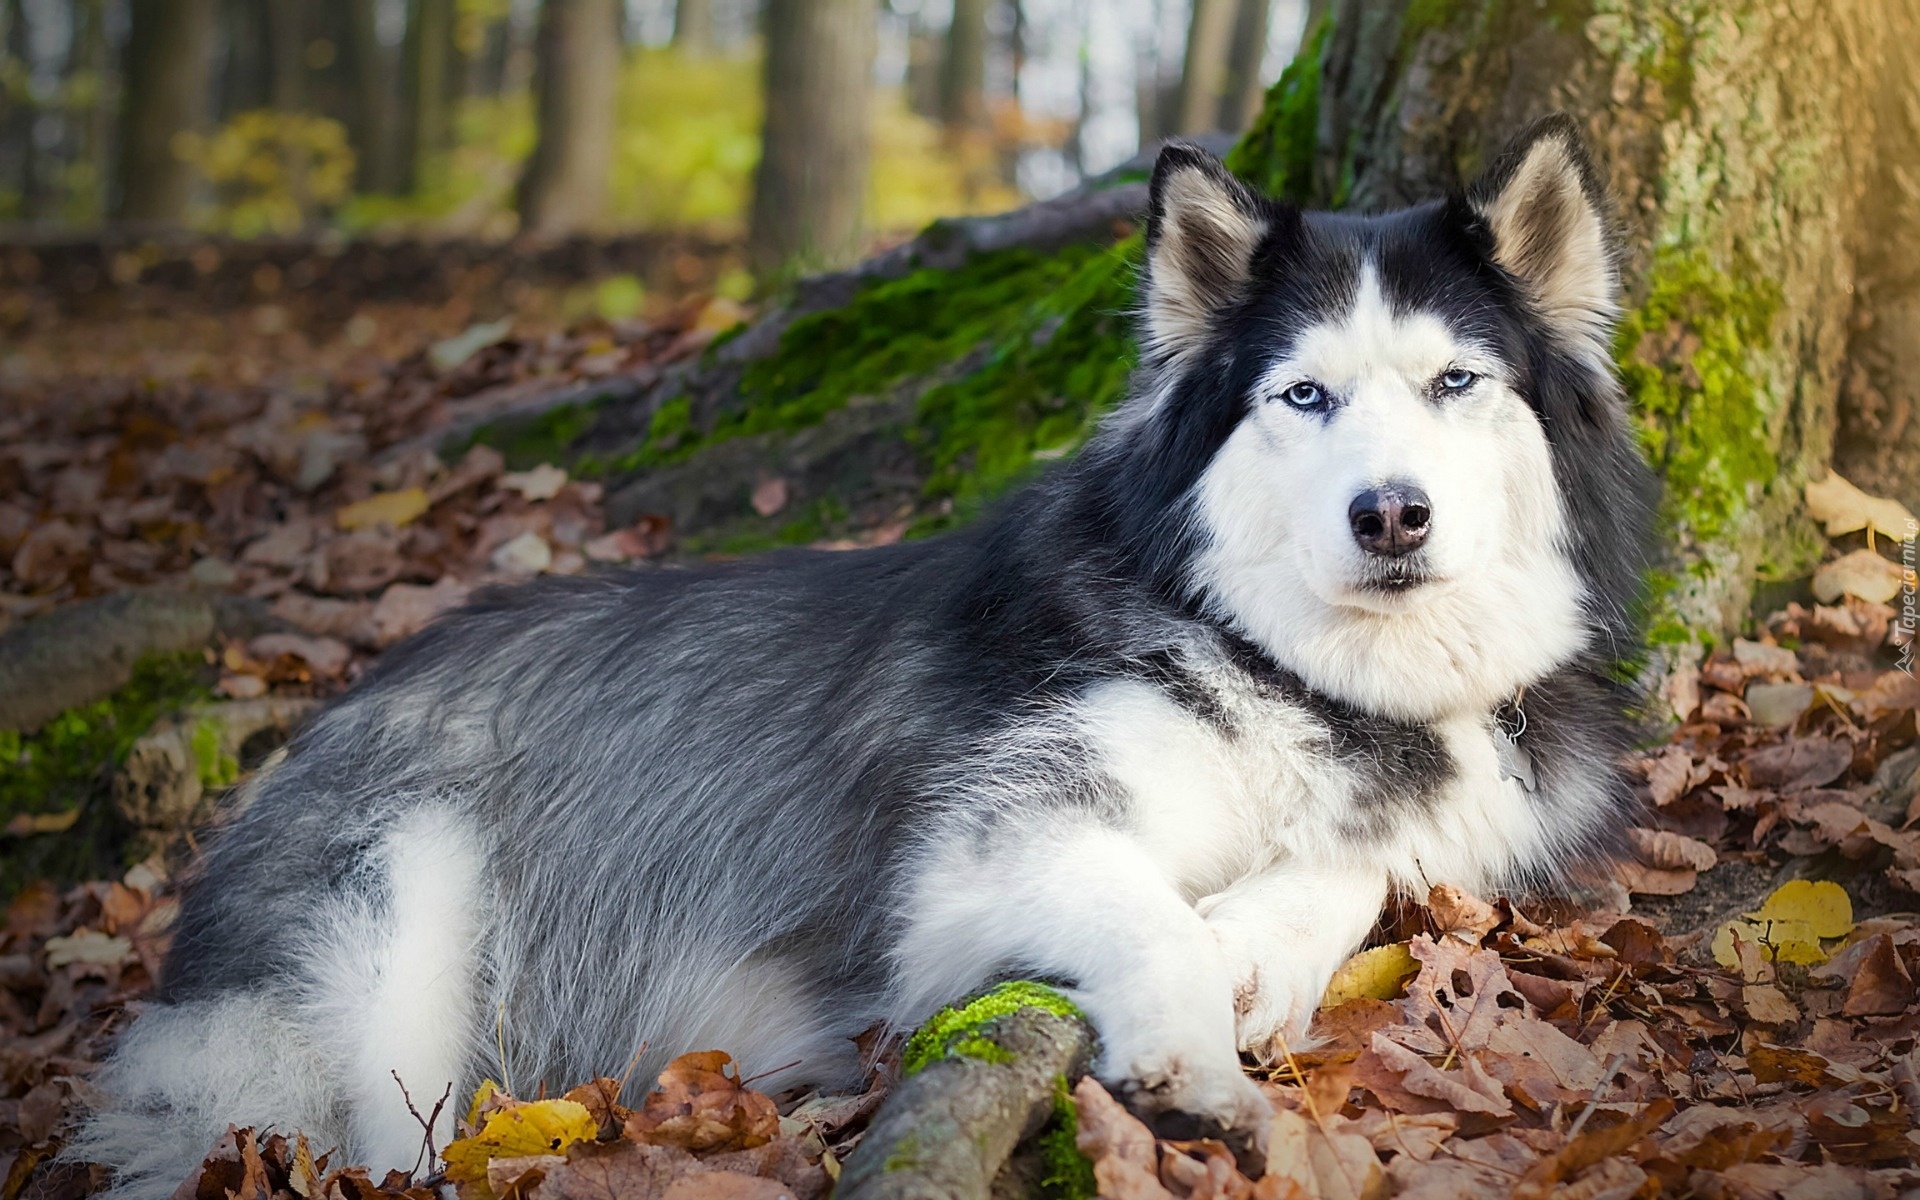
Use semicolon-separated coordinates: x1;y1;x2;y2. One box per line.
430;318;514;373
1812;549;1910;605
3;807;82;837
1628;827;1718;871
1074;1077;1175;1200
626;1051;779;1154
1426;884;1500;943
1741;984;1799;1024
335;487;430;532
751;477;790;518
1746;880;1854;939
43;929;132;968
1320;944;1419;1008
1805;471;1917;541
442;1098;597;1192
500;464;569;502
1837;934;1915;1016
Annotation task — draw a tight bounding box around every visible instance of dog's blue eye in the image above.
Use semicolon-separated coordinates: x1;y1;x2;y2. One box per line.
1279;381;1324;409
1439;369;1477;391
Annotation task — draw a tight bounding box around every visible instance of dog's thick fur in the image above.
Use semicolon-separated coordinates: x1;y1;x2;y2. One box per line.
76;116;1653;1190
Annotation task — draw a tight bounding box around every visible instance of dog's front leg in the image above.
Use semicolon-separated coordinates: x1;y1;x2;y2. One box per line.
1197;861;1389;1062
898;820;1273;1171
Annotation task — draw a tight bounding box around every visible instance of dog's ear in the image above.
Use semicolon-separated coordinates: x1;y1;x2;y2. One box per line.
1143;143;1270;361
1467;115;1618;365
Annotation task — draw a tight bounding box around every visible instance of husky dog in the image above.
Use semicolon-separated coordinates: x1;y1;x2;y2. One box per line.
78;115;1651;1191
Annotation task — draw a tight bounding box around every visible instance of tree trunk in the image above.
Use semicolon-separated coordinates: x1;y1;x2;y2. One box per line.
73;0;116;222
1219;0;1271;132
1171;0;1238;134
515;0;619;237
746;0;876;273
2;0;42;221
116;0;218;225
265;0;307;112
403;0;455;193
1260;0;1917;636
939;0;990;131
344;0;400;194
673;0;713;55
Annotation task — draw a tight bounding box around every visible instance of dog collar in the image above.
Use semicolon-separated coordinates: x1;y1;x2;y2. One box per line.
1493;690;1536;793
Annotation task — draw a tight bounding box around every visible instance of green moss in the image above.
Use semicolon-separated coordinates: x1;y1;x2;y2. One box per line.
189;716;241;790
0;653;213;892
1037;1074;1097;1200
950;1036;1016;1066
882;1130;922;1173
1616;248;1782;545
461;398;603;471
1398;0;1468;51
1224;16;1332;205
902;981;1086;1077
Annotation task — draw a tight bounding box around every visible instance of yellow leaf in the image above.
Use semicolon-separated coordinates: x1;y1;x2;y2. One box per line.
442;1098;595;1186
335;487;430;531
1746;880;1854;939
1805;471;1917;542
1319;943;1418;1008
466;1078;501;1128
1711;920;1764;971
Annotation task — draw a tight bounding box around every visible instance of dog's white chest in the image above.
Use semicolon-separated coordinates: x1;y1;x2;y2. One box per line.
1079;679;1350;898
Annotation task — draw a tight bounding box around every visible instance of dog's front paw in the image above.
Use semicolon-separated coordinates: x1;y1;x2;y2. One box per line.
1106;1057;1273;1177
1213;929;1339;1063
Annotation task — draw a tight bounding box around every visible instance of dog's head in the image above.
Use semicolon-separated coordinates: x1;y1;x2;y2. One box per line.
1110;117;1651;722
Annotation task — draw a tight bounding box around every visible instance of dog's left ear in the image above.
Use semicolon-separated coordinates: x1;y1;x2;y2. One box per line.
1467;115;1618;364
1143;143;1271;362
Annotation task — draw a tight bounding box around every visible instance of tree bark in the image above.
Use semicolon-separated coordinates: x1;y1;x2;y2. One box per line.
747;0;876;273
1831;1;1920;508
672;0;714;55
516;0;620;237
939;0;990;132
1172;0;1238;134
344;0;400;194
265;0;307;112
115;0;218;225
402;0;455;193
1219;0;1272;132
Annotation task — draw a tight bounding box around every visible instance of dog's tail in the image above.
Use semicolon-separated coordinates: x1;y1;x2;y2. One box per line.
66;992;346;1200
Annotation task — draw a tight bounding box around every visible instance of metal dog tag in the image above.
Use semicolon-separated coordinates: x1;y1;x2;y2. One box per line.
1495;728;1537;793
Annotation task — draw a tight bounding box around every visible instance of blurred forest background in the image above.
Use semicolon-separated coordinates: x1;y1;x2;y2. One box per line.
0;0;1303;269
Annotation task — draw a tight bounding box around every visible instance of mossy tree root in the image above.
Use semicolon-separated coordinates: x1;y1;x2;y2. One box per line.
839;983;1097;1200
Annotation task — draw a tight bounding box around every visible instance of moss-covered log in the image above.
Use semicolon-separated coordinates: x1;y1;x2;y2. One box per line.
838;983;1096;1200
510;0;1915;643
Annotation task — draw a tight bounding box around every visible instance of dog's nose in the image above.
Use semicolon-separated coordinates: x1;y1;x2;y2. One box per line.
1348;483;1432;557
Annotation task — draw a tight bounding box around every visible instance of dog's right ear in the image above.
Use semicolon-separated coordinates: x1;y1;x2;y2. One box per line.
1143;143;1271;362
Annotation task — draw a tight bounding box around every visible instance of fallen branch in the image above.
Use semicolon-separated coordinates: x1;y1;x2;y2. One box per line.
838;982;1096;1200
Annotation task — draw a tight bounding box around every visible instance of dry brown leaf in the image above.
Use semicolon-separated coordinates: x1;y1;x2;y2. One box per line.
1425;884;1500;943
1073;1077;1175;1200
625;1051;780;1155
1804;471;1917;541
1838;934;1916;1016
1813;549;1910;605
1354;1033;1513;1116
1627;827;1718;872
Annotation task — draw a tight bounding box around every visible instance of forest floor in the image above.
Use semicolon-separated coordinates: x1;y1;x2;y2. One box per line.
1;239;1919;1200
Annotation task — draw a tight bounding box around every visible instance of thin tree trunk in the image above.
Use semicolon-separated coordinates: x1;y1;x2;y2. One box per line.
265;0;306;111
116;0;218;225
516;0;620;237
673;0;713;55
1171;0;1237;134
344;0;398;193
939;0;989;131
403;0;454;192
1219;0;1270;132
747;0;876;273
2;0;40;221
73;0;116;222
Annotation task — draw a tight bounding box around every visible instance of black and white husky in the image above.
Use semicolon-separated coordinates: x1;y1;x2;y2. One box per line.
79;116;1652;1190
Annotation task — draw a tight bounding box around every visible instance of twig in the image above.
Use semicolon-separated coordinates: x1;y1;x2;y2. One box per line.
1563;1053;1628;1141
391;1070;454;1179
